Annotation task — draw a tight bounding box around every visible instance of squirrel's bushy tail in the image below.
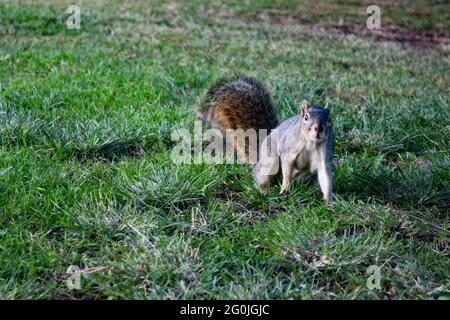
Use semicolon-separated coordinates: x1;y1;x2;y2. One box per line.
195;75;278;164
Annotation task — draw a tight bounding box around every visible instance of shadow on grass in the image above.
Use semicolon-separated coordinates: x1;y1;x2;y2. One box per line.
71;139;163;162
336;162;450;216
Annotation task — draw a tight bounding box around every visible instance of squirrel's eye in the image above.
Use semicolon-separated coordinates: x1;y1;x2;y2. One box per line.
304;114;309;121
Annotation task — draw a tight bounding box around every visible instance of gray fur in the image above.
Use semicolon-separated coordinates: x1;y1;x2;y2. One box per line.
253;104;334;203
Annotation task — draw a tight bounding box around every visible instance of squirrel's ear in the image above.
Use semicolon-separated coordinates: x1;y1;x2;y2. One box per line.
300;100;309;117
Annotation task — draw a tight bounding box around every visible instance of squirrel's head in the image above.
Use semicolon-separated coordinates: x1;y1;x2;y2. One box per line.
300;100;332;142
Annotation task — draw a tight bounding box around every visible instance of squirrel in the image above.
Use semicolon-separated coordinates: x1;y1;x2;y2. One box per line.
196;75;334;203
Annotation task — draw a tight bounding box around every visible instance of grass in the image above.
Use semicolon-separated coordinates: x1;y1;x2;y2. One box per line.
0;0;449;299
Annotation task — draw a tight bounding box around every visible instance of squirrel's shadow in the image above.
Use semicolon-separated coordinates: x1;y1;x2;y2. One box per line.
334;165;449;213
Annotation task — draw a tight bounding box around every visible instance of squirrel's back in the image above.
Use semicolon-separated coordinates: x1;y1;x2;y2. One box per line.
197;75;278;134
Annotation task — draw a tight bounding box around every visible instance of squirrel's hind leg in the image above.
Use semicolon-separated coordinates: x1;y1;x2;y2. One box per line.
253;155;279;193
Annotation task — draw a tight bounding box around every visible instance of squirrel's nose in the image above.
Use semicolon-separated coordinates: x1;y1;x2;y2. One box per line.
313;125;323;132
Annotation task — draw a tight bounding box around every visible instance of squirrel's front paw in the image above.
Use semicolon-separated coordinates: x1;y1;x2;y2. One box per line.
280;184;290;194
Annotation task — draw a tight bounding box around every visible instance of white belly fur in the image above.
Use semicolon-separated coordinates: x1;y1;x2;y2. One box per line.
294;148;320;175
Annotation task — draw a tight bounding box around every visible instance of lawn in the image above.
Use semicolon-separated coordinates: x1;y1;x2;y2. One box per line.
0;0;449;299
